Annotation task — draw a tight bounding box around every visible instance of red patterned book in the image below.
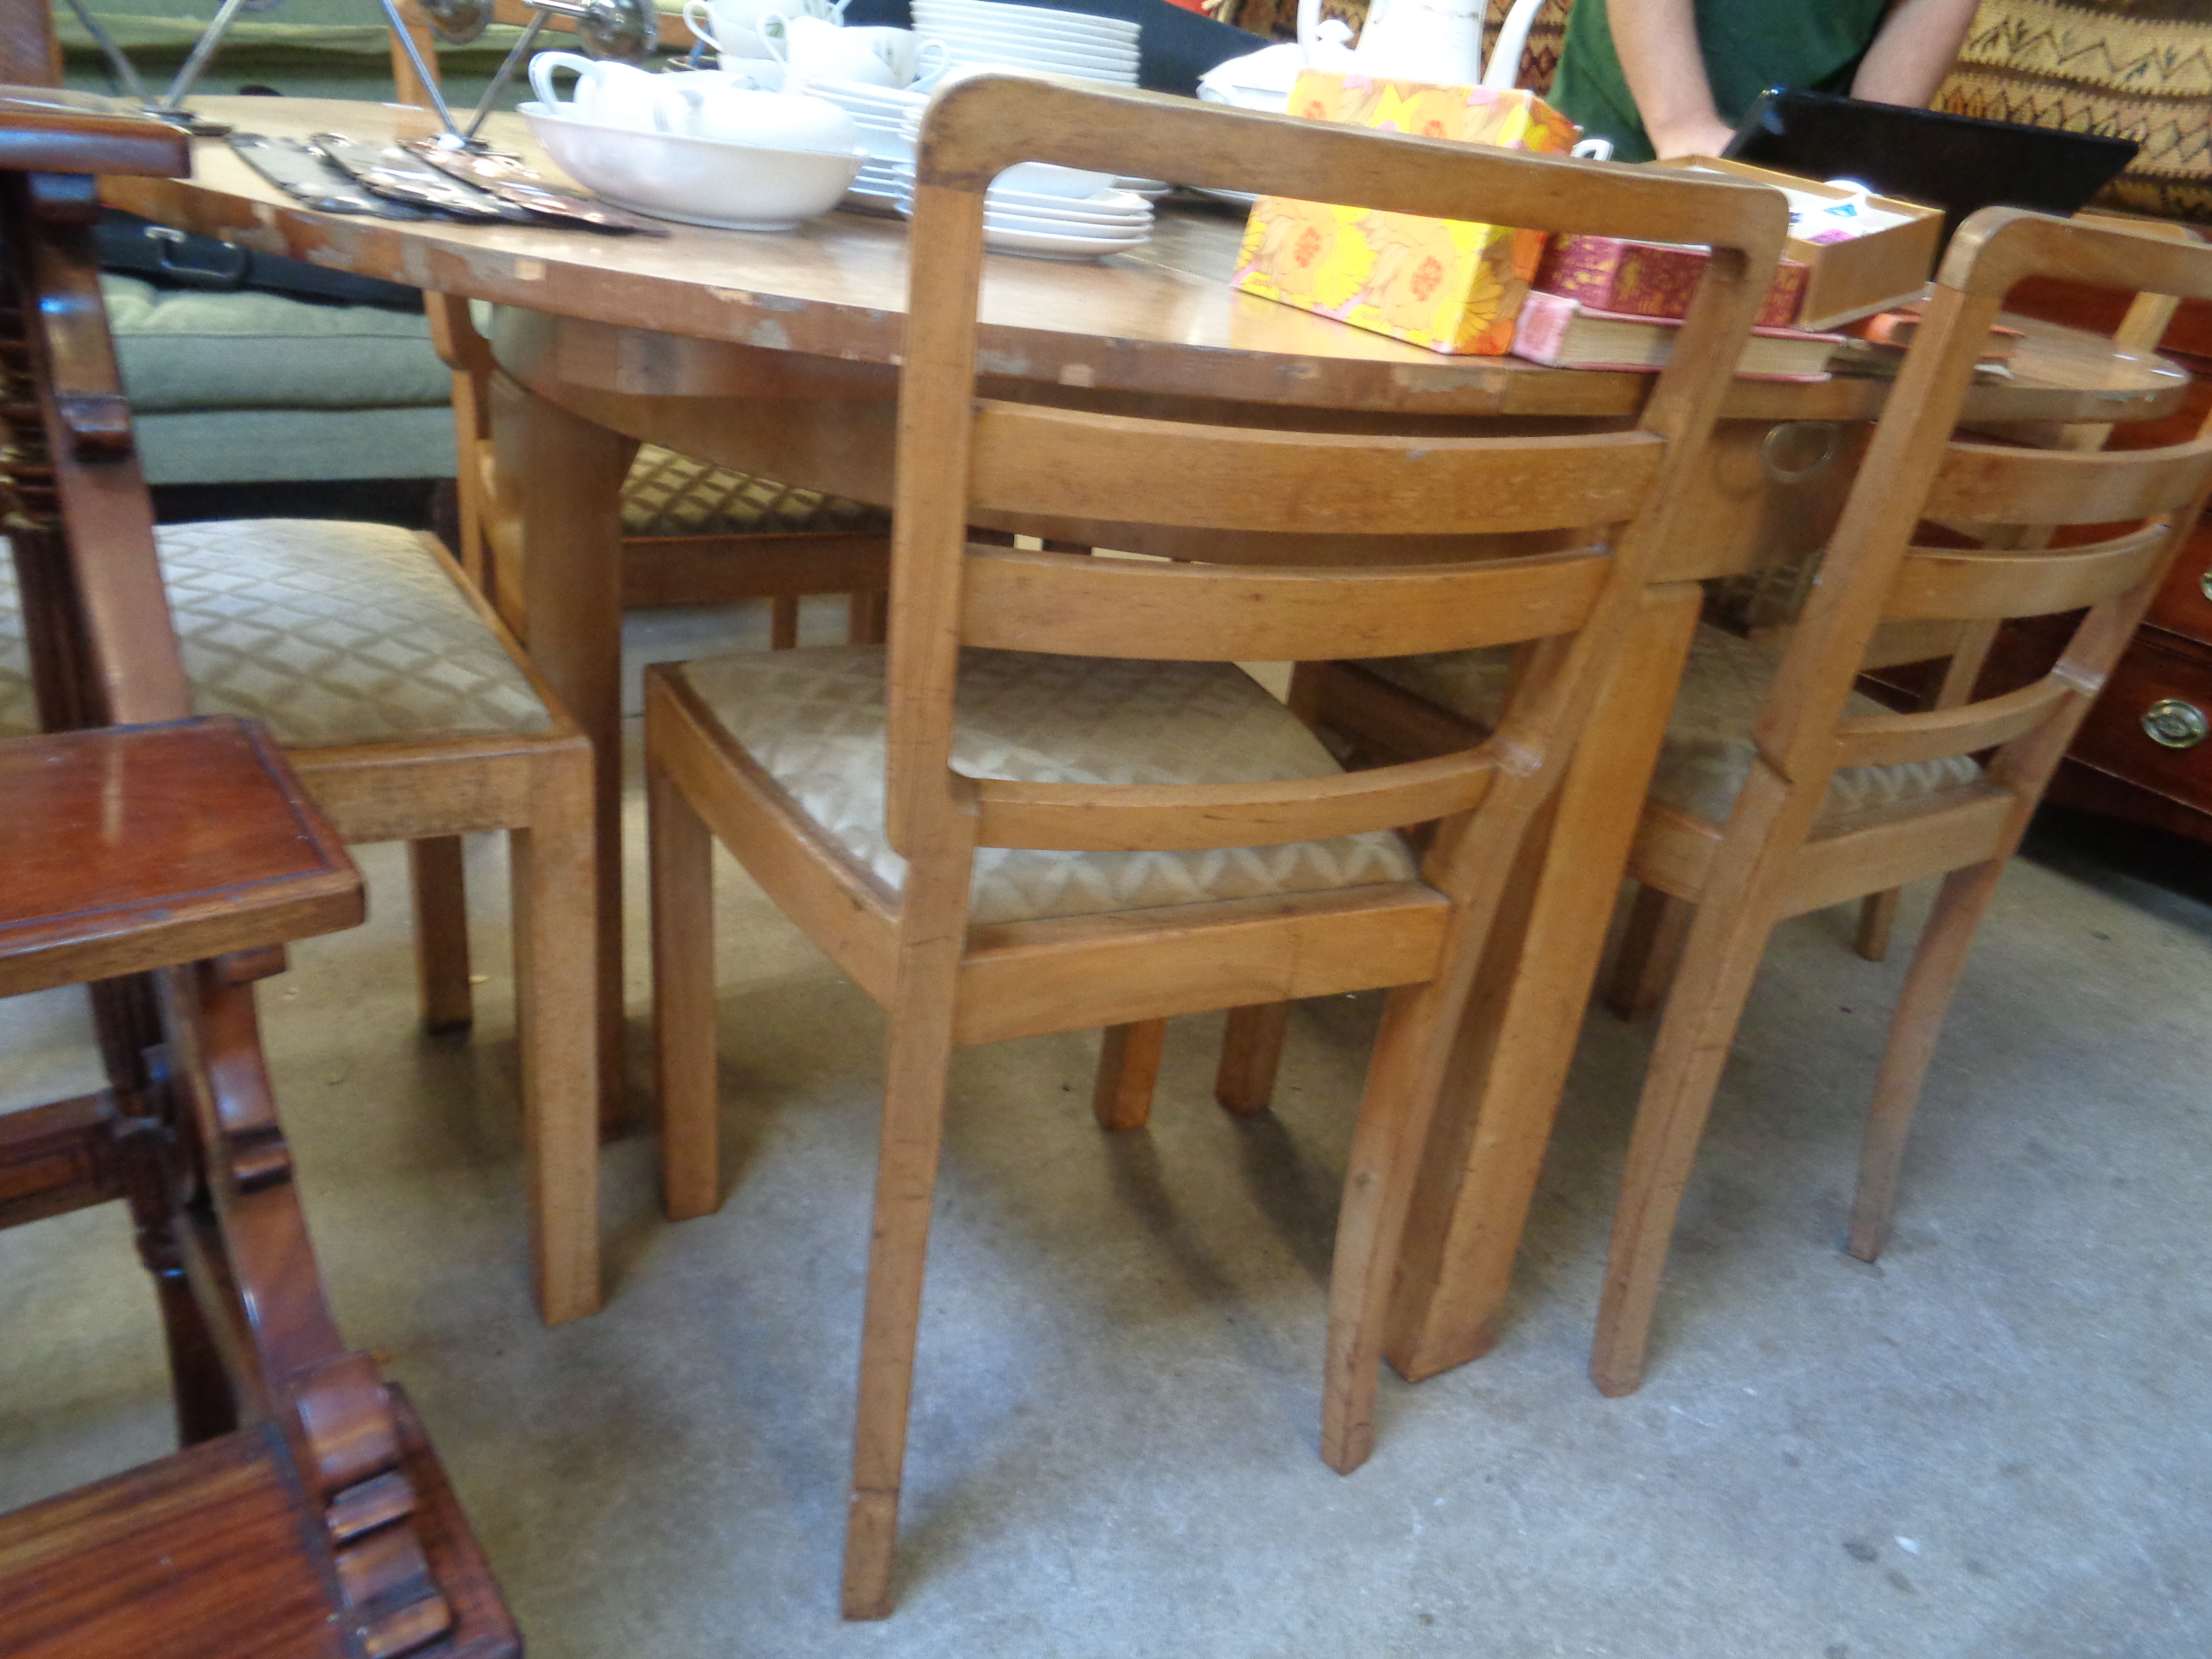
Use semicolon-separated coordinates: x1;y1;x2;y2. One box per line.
1535;236;1812;330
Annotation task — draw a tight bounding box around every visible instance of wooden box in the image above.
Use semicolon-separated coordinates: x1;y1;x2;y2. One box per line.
1652;156;1944;330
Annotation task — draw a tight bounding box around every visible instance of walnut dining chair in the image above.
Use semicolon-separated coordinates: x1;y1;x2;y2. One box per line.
1291;211;2212;1396
643;73;1785;1617
0;200;602;1329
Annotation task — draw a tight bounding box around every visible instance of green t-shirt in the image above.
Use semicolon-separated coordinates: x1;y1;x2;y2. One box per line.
1550;0;1890;163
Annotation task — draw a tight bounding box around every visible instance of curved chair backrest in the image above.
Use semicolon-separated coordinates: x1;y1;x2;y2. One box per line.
894;73;1788;872
1756;211;2212;804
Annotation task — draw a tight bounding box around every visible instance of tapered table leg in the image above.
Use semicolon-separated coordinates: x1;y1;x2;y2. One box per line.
492;375;640;1128
1384;583;1703;1381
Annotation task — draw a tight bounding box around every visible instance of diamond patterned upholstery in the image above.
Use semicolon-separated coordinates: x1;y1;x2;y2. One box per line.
1365;623;1984;827
0;519;552;747
620;446;891;539
673;645;1421;926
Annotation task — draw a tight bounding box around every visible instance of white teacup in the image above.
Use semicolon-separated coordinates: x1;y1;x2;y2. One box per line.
650;81;859;153
527;50;663;129
760;14;947;89
682;0;848;62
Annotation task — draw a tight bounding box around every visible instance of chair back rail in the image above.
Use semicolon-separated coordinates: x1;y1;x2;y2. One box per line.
891;75;1788;862
1882;524;2174;622
1754;211;2212;790
1923;434;2212;526
959;545;1613;661
966;401;1667;535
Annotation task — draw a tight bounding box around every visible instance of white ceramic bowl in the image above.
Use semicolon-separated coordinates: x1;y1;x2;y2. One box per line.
521;102;863;231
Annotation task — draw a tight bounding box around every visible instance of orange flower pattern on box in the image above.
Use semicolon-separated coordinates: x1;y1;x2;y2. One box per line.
1231;70;1577;356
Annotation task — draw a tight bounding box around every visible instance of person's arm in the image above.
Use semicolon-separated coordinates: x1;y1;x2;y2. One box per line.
1605;0;1737;159
1852;0;1982;107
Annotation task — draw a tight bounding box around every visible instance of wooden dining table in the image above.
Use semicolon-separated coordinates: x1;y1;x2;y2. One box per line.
103;94;2193;1365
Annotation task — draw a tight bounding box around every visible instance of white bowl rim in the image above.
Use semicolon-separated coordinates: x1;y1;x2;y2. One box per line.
522;100;866;161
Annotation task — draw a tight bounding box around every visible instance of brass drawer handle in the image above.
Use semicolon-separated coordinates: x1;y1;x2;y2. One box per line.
2142;698;2209;750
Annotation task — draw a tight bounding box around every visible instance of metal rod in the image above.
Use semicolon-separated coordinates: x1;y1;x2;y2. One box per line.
377;0;465;137
159;0;254;111
460;10;549;143
64;0;148;104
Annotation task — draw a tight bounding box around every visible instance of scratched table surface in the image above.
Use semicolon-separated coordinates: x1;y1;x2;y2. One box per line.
101;96;2192;429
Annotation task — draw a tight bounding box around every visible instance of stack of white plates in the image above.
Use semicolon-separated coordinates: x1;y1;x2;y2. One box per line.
911;0;1140;87
816;64;1161;253
892;148;1154;259
811;79;924;212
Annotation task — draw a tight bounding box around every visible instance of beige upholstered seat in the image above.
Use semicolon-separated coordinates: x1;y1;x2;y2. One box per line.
620;446;891;540
157;519;554;746
1;519;551;745
675;646;1419;926
1365;623;1983;826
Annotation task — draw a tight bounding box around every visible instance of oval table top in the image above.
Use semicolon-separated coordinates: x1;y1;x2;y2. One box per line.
101;96;2192;427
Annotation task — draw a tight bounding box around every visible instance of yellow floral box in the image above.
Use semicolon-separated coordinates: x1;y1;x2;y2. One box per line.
1232;71;1579;356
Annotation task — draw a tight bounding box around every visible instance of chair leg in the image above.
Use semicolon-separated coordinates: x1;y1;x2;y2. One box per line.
1589;894;1781;1398
1848;859;2004;1262
769;596;800;650
841;855;973;1621
1091;1020;1165;1132
1604;882;1692;1021
1215;1001;1289;1117
1855;888;1901;963
408;837;474;1034
651;760;722;1220
510;748;602;1326
847;591;888;645
1319;980;1459;1475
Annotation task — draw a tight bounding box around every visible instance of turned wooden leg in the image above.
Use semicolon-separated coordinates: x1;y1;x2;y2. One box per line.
408;836;474;1034
1855;888;1902;963
1214;1002;1289;1117
769;595;800;650
650;731;722;1221
1604;882;1693;1021
1848;859;2004;1262
1091;1020;1165;1132
493;375;637;1132
509;741;602;1326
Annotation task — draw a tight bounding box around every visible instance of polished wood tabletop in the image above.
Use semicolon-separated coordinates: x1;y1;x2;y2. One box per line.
102;97;2191;428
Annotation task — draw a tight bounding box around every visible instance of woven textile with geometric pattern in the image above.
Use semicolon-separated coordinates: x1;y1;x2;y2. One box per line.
675;645;1419;926
1364;623;1984;827
1934;0;2212;226
620;445;892;540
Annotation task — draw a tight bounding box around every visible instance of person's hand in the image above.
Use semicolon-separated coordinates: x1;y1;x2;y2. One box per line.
1647;113;1737;159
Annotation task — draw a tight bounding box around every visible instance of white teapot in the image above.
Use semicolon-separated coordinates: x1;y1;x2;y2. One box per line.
1295;0;1546;88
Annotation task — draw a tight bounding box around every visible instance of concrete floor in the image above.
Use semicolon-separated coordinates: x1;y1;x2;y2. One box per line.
3;602;2209;1656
